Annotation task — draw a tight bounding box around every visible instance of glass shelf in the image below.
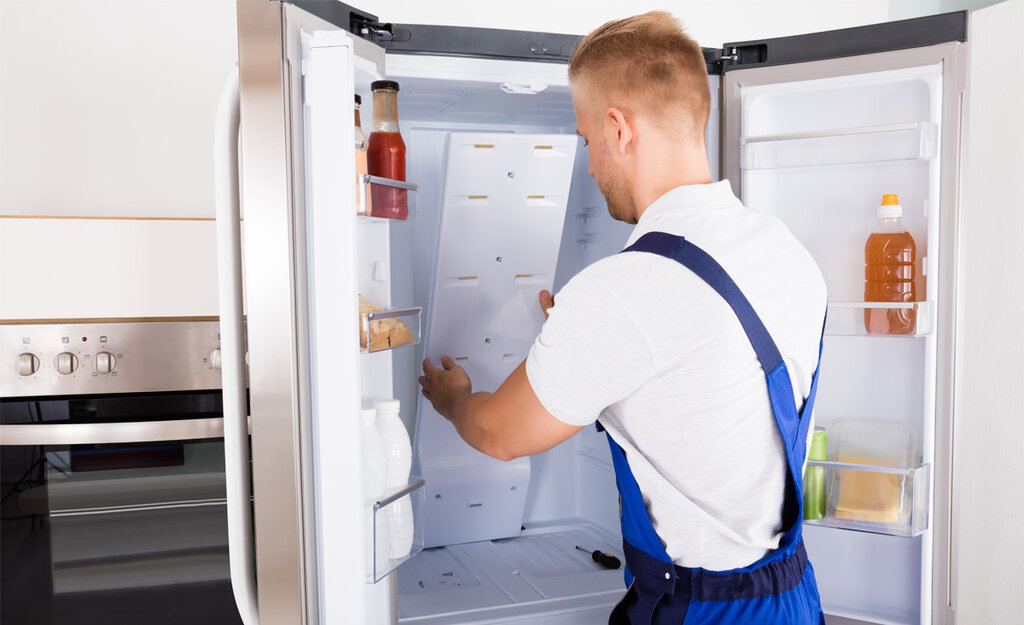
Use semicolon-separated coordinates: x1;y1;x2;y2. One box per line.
358;174;419;221
803;460;929;537
825;301;933;337
369;477;426;583
741;121;938;170
360;306;421;353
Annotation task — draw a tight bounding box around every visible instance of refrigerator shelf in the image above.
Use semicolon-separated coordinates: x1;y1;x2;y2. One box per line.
370;477;426;583
358;174;419;221
360;306;422;353
741;121;938;170
803;460;930;538
824;301;933;337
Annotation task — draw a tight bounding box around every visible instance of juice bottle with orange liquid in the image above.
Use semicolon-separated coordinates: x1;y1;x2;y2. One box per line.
864;194;917;335
367;80;408;219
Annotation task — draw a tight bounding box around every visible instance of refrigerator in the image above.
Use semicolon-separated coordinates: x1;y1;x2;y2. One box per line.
218;2;1023;624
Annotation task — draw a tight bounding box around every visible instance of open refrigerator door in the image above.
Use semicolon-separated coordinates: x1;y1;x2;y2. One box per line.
720;28;967;625
298;13;634;625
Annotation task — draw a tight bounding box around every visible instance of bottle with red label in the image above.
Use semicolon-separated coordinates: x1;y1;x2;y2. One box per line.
367;80;408;219
864;194;917;335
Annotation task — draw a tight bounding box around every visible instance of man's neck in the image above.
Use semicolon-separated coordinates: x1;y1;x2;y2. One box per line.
631;144;713;222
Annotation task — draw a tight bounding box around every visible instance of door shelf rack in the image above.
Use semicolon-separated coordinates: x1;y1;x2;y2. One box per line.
358;175;419;221
359;306;422;353
824;300;933;337
370;477;426;583
741;121;938;170
802;460;929;538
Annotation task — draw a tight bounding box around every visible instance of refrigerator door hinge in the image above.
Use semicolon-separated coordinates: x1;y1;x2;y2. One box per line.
707;44;768;73
702;47;727;75
351;14;395;41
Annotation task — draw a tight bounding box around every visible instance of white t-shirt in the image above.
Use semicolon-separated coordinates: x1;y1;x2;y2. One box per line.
526;181;827;571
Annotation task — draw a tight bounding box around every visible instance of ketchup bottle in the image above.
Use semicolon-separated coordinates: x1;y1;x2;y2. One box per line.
367;80;408;219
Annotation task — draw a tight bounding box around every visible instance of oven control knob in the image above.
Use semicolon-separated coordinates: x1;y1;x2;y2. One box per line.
210;349;222;370
17;353;40;376
55;352;79;375
94;351;116;375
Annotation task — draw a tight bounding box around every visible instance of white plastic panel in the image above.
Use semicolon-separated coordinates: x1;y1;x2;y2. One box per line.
414;132;577;549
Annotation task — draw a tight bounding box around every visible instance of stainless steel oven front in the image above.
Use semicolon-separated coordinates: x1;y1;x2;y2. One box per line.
1;319;244;625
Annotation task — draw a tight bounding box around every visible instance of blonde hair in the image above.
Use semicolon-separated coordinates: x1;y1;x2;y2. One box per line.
568;11;710;139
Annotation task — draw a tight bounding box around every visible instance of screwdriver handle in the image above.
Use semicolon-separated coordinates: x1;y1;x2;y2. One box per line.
592;550;621;569
576;545;621;570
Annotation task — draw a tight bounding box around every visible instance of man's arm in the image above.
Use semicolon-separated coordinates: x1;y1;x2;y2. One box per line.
419;356;582;462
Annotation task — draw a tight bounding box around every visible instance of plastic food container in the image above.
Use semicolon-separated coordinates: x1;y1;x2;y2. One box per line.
816;419;927;535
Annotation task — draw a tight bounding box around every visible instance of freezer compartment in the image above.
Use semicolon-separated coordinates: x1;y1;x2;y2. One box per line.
804;460;929;537
397;520;623;624
741;121;938;170
370;477;426;583
359;305;422;353
824;301;933;337
359;174;419;221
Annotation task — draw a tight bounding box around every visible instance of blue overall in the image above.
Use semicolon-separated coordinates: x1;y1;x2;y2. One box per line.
602;232;825;625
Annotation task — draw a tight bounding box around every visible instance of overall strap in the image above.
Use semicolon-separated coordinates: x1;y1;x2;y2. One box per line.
606;231;821;580
622;232;784;374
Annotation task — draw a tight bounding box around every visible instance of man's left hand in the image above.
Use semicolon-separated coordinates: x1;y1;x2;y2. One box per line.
419;356;472;421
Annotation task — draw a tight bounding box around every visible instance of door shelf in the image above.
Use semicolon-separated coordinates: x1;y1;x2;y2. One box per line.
370;477;426;583
358;174;419;221
803;460;929;537
741;121;938;170
824;301;933;337
360;306;422;353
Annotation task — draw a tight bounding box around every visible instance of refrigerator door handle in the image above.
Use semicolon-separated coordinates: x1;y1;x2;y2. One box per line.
215;65;259;625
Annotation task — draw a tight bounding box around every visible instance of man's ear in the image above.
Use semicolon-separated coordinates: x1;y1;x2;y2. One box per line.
606;107;633;156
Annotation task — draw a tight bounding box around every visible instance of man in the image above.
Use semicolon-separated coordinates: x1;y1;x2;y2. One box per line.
419;11;827;624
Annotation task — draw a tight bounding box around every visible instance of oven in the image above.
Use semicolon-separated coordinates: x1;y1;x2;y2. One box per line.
1;319;244;625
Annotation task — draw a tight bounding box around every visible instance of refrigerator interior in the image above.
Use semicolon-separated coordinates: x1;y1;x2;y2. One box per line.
381;55;634;624
736;63;944;625
301;22;946;625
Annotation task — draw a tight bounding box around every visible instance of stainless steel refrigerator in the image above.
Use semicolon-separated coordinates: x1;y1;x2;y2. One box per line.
219;1;1023;624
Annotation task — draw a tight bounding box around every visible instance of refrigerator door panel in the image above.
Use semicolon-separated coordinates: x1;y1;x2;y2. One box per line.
238;1;393;624
237;2;314;623
721;40;966;625
952;3;1024;624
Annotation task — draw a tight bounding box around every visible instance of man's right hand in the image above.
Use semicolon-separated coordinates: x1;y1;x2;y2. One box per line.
539;290;555;320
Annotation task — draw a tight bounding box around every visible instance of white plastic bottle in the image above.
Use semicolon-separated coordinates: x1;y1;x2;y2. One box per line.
360;407;390;576
374;399;414;559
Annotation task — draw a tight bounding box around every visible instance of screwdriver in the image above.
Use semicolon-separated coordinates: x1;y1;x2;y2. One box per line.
576;545;621;570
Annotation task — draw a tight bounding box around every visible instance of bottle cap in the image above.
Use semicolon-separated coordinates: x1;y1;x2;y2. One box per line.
354;93;361;105
371;80;400;92
360;407;376;424
878;194;902;219
373;398;401;415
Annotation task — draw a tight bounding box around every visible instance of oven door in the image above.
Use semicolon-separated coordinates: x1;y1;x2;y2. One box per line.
1;391;244;625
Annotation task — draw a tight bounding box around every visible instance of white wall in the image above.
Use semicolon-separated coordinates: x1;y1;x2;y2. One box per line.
890;0;1005;20
0;0;238;219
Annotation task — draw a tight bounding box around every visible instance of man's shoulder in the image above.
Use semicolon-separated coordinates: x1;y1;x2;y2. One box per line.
563;247;690;297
